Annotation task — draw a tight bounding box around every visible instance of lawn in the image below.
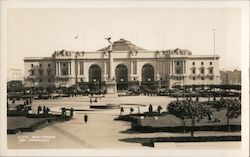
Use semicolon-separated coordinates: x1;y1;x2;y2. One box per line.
136;110;240;128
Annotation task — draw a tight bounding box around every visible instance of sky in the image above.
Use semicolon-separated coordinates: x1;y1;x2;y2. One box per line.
7;8;241;71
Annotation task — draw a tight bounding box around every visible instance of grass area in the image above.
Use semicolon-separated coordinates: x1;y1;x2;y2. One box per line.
7;114;72;134
117;110;240;127
137;110;240;128
7;117;50;130
116;109;241;133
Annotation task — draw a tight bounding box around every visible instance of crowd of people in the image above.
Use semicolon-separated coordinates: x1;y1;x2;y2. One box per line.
37;105;50;114
120;104;163;115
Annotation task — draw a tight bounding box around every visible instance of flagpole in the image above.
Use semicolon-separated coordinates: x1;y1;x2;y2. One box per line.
213;28;216;88
213;28;215;61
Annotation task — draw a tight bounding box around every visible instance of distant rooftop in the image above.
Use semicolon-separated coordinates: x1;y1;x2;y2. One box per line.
24;57;52;61
98;38;146;52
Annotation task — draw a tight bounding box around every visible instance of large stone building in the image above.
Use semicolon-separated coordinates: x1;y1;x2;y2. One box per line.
24;38;220;90
220;70;241;85
7;68;23;82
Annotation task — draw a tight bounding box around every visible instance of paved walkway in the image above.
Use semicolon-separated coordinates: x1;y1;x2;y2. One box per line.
7;96;241;149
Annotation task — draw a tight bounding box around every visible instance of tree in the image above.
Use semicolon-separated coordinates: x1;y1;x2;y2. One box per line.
168;100;212;137
7;81;24;93
46;85;56;94
211;98;241;131
66;86;76;95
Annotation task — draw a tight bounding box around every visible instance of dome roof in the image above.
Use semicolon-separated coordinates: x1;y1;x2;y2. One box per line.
98;38;146;52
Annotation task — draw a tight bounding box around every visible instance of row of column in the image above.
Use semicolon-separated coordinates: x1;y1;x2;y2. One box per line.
56;62;61;75
56;61;76;76
55;60;140;77
170;60;187;75
56;61;108;77
77;62;84;75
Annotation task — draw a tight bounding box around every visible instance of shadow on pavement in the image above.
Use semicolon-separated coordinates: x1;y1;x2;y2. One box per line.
119;135;241;145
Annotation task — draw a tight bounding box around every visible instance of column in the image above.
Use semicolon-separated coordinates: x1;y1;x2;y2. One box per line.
58;62;61;76
182;60;184;74
184;60;186;74
134;61;137;74
173;61;175;74
157;59;160;77
169;61;172;75
81;62;84;75
71;60;74;76
104;61;107;75
130;60;133;75
56;62;58;75
78;61;80;75
109;51;114;80
68;62;70;76
172;61;174;74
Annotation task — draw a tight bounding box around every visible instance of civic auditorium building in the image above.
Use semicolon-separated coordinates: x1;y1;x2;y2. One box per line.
23;38;220;90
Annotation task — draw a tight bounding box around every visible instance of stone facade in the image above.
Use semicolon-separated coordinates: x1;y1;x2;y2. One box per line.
23;38;220;89
220;70;241;85
7;68;23;82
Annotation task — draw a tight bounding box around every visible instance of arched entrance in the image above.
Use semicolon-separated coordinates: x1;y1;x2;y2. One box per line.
89;65;101;91
141;64;154;87
115;64;128;90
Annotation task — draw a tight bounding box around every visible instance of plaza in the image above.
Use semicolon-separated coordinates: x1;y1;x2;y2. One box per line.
7;95;240;149
3;4;247;157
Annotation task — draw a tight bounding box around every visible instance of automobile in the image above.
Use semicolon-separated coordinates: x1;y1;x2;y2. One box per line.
15;104;32;112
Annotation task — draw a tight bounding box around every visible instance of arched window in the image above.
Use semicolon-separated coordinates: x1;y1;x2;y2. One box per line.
142;64;154;82
115;64;128;82
89;65;101;82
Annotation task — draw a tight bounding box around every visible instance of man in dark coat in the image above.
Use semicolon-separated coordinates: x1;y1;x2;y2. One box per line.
148;104;153;113
38;106;42;114
43;106;46;114
84;114;88;123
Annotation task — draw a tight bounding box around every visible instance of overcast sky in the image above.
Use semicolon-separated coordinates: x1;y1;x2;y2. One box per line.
7;8;241;71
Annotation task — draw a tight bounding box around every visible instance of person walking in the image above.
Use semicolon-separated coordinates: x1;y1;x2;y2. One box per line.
70;108;74;117
157;105;162;113
61;107;66;116
43;106;46;114
37;106;42;114
130;107;134;114
120;107;124;115
84;114;88;123
196;96;199;101
148;104;153;113
46;107;50;114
